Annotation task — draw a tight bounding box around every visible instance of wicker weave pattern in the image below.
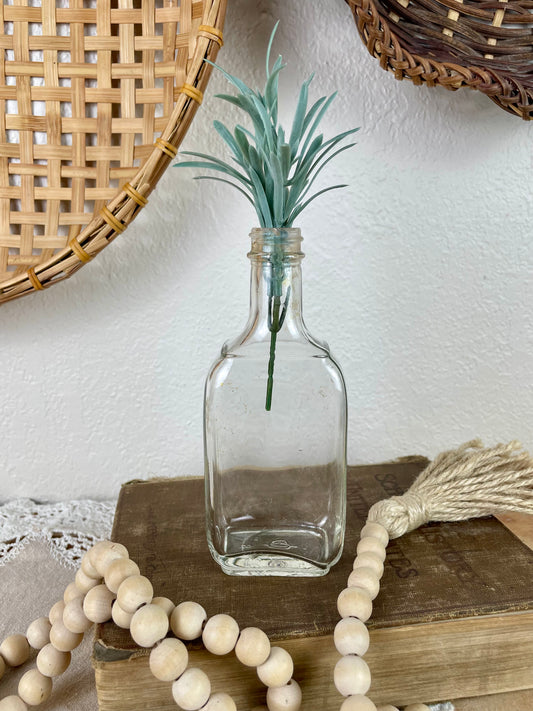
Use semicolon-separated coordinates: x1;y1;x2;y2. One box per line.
346;0;533;119
0;0;226;304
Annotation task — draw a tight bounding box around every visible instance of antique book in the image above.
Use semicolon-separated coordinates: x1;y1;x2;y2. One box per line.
92;460;533;710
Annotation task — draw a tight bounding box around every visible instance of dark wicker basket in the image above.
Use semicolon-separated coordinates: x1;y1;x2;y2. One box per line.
346;0;533;119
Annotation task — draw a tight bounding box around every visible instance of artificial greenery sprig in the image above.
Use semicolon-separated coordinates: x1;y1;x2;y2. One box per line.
175;23;358;229
175;23;358;410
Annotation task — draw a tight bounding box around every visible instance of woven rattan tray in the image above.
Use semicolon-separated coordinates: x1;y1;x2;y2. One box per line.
346;0;533;119
0;0;226;305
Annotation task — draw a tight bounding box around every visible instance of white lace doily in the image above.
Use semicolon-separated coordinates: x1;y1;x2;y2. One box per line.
0;498;115;569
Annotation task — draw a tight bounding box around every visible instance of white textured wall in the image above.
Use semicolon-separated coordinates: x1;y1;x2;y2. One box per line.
1;0;532;501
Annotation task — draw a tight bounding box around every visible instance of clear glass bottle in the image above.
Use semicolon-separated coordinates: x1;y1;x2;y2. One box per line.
204;228;347;576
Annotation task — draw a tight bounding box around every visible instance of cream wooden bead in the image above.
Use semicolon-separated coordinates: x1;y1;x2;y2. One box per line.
356;537;386;562
202;614;239;656
116;575;153;614
171;667;211;711
151;596;175;618
0;696;28;711
36;644;71;677
0;635;30;667
26;618;51;651
266;679;302;711
0;654;5;680
149;638;188;682
80;550;101;580
88;540;128;573
334;617;370;656
87;540;114;567
404;706;430;711
130;604;169;648
48;601;65;626
257;647;293;688
337;587;372;622
83;584;115;624
74;568;99;595
63;582;83;605
203;693;237;711
104;558;140;594
49;621;83;652
170;601;207;641
347;567;380;600
63;598;92;634
235;627;270;667
352;552;384;578
340;696;377;711
111;601;133;630
360;521;389;546
94;542;129;577
334;655;371;696
18;669;53;706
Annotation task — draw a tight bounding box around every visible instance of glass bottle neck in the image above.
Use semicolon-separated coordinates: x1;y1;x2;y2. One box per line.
247;229;305;339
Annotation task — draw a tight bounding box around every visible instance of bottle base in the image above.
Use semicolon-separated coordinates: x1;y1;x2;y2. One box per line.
208;526;338;577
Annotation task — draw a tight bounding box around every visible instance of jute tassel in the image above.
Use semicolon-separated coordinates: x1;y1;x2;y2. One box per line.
368;439;533;539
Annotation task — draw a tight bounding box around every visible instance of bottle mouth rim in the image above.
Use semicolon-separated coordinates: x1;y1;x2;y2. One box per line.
249;227;302;240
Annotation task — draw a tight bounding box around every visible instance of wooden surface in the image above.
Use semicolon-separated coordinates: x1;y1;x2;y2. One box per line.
497;511;533;550
454;688;533;710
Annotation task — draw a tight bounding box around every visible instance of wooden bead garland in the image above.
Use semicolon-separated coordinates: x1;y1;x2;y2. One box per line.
333;617;370;657
170;601;207;640
356;537;386;562
18;669;52;706
152;597;176;618
235;627;270;667
62;599;92;634
36;645;71;677
334;655;371;696
256;646;293;688
352;552;384;577
130;604;169;648
0;637;29;668
346;567;380;600
47;602;64;627
82;585;115;624
88;541;128;576
116;574;153;614
111;601;134;630
104;558;140;594
202;615;239;656
265;679;302;711
63;583;83;605
74;568;99;595
80;551;100;580
202;692;237;710
149;638;188;682
25;619;51;651
171;667;211;710
49;621;83;653
0;529;436;711
337;586;373;621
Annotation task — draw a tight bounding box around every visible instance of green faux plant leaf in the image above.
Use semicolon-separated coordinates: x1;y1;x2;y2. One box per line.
174;23;358;229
